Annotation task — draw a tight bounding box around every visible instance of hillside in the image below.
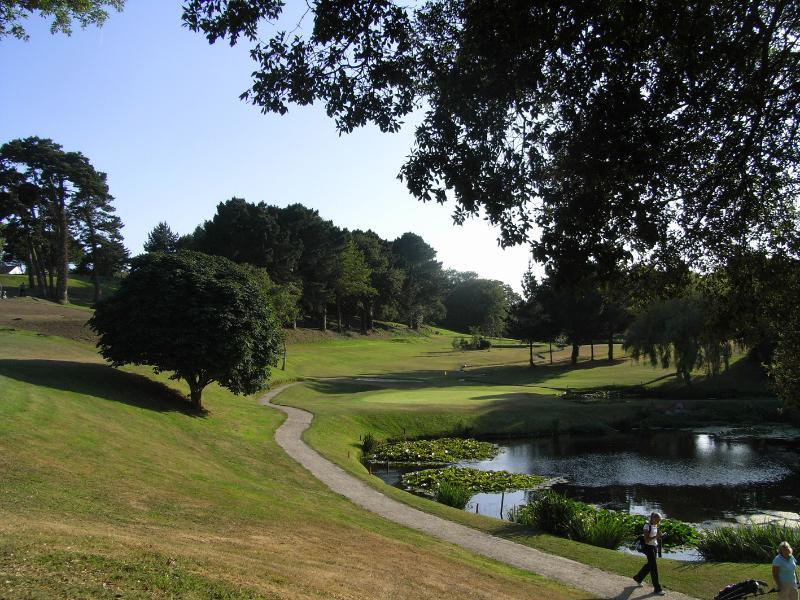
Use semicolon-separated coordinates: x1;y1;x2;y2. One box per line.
0;298;776;598
0;302;583;599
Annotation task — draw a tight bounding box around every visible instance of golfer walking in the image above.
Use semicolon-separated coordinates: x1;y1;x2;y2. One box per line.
633;512;665;595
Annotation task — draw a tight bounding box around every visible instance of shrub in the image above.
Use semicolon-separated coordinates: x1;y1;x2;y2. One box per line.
511;491;700;551
453;335;492;351
361;432;378;455
698;523;800;562
619;513;701;549
515;491;584;537
435;482;473;509
583;511;631;549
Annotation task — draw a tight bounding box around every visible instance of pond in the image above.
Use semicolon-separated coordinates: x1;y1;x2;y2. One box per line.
373;429;800;538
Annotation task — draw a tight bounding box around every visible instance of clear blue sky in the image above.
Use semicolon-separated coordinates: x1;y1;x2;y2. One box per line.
0;1;534;291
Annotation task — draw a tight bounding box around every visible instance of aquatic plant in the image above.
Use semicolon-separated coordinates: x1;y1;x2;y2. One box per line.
402;467;545;494
511;491;700;551
698;523;800;562
582;511;631;550
435;482;473;509
367;438;499;464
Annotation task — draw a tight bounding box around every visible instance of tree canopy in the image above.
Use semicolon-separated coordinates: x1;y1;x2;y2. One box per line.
89;251;283;409
1;0;124;39
443;274;515;337
184;0;800;270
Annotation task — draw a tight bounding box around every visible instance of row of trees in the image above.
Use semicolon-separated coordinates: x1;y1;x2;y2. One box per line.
180;198;445;332
0;135;522;338
510;252;800;400
147;197;518;336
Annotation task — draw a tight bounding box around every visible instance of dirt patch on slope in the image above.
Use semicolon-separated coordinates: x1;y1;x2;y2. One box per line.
0;297;95;342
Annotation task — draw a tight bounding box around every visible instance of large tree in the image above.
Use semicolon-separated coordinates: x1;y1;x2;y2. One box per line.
391;232;445;330
184;0;800;269
2;0;124;39
89;251;283;410
333;238;374;333
443;275;512;337
278;203;344;330
352;229;403;330
623;296;708;386
0;137;115;303
72;182;125;302
189;198;300;283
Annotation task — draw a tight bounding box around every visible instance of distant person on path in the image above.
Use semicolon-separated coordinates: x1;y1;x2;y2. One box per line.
633;512;664;595
19;282;26;297
772;541;798;599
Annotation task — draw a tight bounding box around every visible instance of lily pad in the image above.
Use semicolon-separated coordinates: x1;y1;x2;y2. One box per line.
402;467;546;494
367;438;499;464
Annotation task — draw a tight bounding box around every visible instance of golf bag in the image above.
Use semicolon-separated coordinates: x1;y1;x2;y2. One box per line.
714;579;772;600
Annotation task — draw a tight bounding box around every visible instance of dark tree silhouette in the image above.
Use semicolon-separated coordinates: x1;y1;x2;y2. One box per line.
144;222;179;254
184;0;800;269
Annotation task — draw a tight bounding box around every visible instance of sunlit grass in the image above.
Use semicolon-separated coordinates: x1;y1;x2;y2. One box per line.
0;328;585;599
0;295;777;599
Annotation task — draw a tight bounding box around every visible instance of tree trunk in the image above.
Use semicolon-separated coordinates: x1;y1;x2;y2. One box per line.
367;302;374;330
281;340;287;370
549;341;553;364
571;342;579;365
26;255;34;289
187;378;203;410
31;244;47;297
322;304;327;331
360;306;368;335
56;178;69;304
529;340;535;368
608;327;614;361
337;297;343;333
590;341;594;361
87;217;101;303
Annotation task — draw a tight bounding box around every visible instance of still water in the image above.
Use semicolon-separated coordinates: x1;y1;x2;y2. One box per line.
374;431;800;527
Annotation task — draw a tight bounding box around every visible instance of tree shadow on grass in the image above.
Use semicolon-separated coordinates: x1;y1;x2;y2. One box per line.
0;359;206;417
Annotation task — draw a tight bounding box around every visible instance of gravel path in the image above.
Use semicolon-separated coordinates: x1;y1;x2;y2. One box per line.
261;384;697;600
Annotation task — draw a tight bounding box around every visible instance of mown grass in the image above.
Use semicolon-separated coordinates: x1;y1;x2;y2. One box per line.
0;327;586;599
1;297;778;599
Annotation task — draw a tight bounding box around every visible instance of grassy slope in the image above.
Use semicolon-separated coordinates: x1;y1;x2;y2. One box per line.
0;274;119;308
0;327;584;599
272;332;776;599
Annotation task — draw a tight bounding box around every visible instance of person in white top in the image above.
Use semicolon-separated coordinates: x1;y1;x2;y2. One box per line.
633;512;664;595
772;541;798;600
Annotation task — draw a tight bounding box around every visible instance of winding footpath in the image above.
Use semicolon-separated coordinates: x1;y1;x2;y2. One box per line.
260;384;696;600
